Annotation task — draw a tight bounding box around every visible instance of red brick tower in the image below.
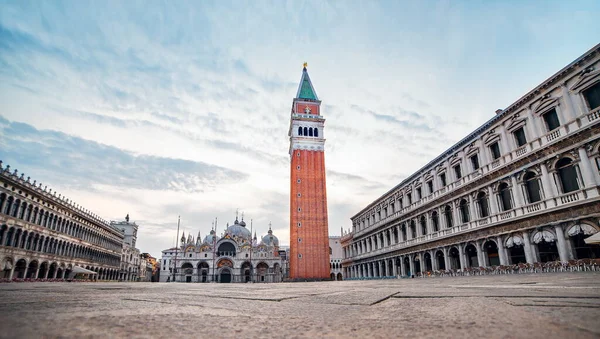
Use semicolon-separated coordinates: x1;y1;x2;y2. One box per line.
289;63;330;280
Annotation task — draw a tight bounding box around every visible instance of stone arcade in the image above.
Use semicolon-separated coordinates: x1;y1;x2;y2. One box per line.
159;216;283;283
342;44;600;279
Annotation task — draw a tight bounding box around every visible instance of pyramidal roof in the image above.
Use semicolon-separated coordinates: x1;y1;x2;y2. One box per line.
296;65;318;100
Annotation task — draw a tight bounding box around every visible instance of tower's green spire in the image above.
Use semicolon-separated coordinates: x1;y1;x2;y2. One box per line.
296;63;318;100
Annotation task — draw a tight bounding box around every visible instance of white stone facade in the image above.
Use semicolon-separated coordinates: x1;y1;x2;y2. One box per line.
329;236;343;280
0;166;124;280
342;44;600;279
160;217;284;283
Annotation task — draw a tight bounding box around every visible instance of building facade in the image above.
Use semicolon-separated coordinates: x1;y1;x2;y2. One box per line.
342;44;600;279
112;217;141;281
289;64;331;280
329;236;343;280
0;163;124;280
159;216;284;283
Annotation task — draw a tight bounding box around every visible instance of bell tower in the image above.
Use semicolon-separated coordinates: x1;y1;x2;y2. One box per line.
288;63;330;280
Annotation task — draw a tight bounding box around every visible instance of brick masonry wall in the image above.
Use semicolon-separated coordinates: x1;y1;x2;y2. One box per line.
290;150;330;279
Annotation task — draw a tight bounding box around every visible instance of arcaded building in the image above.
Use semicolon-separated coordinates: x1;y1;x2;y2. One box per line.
159;216;283;283
342;44;600;278
0;163;124;280
289;64;330;280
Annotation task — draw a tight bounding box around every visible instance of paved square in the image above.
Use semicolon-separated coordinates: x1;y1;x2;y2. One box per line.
1;273;599;338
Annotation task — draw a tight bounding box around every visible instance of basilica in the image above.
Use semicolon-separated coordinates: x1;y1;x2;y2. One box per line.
159;216;284;283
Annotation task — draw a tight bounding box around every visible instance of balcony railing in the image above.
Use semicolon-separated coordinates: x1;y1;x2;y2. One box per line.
347;187;597;262
546;129;561;142
515;145;528;157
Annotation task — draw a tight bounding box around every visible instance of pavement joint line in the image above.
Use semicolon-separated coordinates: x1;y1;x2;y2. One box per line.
369;291;401;306
121;298;206;307
391;295;600;299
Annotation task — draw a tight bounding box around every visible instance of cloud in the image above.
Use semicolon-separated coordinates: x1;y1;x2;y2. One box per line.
0;116;247;193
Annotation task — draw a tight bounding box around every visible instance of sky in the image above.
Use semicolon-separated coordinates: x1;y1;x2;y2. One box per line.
0;1;599;258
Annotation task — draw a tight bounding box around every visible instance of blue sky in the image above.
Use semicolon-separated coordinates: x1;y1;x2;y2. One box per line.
1;1;599;257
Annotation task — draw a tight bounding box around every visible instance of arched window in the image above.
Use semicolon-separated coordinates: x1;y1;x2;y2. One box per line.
556;158;580;193
498;182;513;211
420;216;427;235
303;127;308;136
410;220;416;238
459;199;469;223
431;211;439;232
444;205;453;228
401;224;407;241
476;192;489;218
523;171;542;203
309;127;313;137
314;128;319;137
298;126;302;136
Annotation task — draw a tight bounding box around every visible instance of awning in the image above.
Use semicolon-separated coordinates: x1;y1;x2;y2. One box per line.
584;232;600;245
72;266;98;275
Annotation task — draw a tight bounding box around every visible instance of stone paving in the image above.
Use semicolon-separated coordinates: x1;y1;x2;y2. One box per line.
0;272;599;338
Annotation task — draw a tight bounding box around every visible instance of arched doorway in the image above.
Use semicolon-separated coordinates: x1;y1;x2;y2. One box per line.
533;230;559;262
181;263;193;283
567;224;600;259
198;262;210;282
448;247;460;270
330;273;335;280
217;258;234;283
465;244;478;267
435;250;445;270
337;273;343;281
256;262;269;282
241;262;252;282
26;261;38;279
14;259;27;279
483;240;500;266
505;235;526;264
423;252;433;272
413;256;421;275
220;268;232;283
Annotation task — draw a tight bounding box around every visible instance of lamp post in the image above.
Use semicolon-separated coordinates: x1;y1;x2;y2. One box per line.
172;216;180;282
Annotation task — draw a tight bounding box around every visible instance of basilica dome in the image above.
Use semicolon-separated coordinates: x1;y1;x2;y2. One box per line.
203;229;220;244
261;227;279;247
226;218;251;239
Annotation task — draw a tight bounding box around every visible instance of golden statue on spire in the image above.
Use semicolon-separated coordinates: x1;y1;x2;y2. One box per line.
303;62;308;68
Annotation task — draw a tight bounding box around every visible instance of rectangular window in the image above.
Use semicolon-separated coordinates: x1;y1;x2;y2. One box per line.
440;173;447;186
583;82;600;111
513;127;527;147
383;207;387;218
453;165;462;180
427;181;433;194
543;108;560;131
391;203;395;214
399;198;403;208
377;211;381;221
407;193;412;205
416;187;422;200
470;154;480;170
490;142;501;160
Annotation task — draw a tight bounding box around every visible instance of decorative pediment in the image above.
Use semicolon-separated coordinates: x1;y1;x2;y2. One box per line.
507;117;527;132
484;133;500;145
570;67;599;92
532;94;560;115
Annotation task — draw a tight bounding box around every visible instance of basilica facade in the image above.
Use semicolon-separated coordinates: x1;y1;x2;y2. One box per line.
159;217;284;283
342;44;600;279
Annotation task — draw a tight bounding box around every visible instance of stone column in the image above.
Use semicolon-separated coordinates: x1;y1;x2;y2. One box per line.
34;266;40;279
458;244;466;270
418;252;424;273
497;236;508;266
444;248;451;271
469;195;476;222
475;241;484;267
489;188;499;215
560;83;577;121
453;203;461;226
431;251;438;271
540;162;557;198
377;261;382;277
409;256;415;277
499;125;511;154
522;232;534;264
400;257;406;276
554;224;572;262
510;175;524;208
578;147;598;188
392;258;398;276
